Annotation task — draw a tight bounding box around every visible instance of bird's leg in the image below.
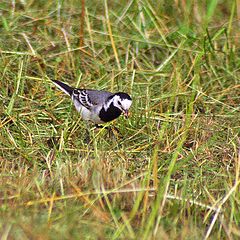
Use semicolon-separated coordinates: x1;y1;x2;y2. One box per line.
94;124;116;137
93;124;122;139
107;125;123;139
111;126;121;135
83;122;92;144
95;124;109;130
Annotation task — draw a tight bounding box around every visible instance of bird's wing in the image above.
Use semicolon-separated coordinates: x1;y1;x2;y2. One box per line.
72;89;113;110
52;80;113;109
72;89;93;110
85;89;113;105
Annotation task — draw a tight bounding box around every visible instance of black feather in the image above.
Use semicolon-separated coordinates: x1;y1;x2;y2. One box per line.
115;92;132;101
52;80;74;96
99;102;122;122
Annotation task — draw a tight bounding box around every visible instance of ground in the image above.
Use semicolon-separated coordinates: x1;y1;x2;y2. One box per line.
0;1;240;239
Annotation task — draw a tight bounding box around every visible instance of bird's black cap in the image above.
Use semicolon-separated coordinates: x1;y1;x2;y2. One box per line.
115;92;132;100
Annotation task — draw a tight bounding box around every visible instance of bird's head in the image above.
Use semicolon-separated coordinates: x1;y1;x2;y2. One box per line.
111;92;132;118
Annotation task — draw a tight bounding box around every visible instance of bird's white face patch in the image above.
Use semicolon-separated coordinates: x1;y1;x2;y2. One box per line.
121;99;132;111
111;95;132;113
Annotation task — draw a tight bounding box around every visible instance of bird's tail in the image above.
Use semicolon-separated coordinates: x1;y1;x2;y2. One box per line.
52;80;74;96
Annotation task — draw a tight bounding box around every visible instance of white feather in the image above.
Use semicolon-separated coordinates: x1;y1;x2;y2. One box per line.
121;99;132;111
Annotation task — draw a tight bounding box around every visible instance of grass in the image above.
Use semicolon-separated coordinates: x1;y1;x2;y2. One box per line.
0;0;240;239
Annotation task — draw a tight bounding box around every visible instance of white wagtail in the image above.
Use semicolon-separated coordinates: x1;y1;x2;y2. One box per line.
52;80;132;127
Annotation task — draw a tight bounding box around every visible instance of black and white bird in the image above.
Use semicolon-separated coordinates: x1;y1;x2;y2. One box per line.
52;80;132;126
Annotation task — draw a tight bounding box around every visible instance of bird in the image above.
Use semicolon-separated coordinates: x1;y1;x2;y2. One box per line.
52;80;132;126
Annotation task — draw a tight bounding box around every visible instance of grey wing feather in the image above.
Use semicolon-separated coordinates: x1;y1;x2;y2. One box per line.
52;79;113;108
85;89;113;106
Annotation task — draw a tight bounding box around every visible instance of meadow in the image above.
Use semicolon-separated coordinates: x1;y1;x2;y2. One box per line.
0;0;240;239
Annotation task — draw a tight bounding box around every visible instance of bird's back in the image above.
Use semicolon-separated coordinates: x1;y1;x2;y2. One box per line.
84;89;113;105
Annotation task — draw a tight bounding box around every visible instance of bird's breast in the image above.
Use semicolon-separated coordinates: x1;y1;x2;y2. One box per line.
99;103;122;123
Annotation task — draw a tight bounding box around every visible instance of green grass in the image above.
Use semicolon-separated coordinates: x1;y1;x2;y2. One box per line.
0;0;240;239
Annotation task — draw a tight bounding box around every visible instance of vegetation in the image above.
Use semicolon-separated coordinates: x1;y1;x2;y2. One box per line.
0;0;239;239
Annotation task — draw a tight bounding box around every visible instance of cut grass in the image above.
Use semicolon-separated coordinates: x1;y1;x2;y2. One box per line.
0;0;240;239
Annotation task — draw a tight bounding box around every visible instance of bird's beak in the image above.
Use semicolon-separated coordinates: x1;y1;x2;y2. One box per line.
123;110;129;118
